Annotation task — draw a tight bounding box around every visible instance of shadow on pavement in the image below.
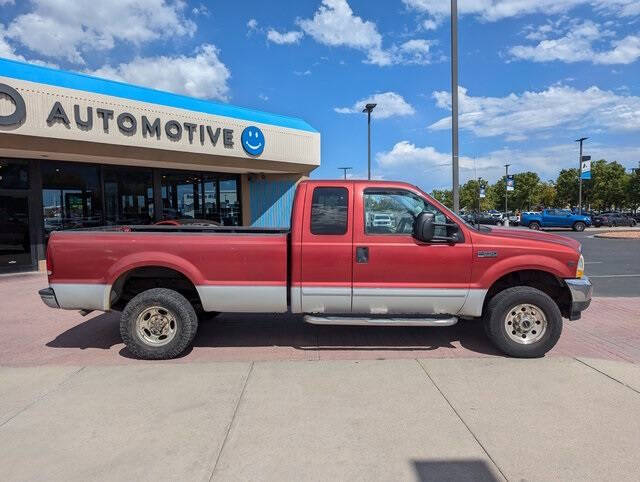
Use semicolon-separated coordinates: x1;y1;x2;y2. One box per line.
47;311;502;359
413;459;499;482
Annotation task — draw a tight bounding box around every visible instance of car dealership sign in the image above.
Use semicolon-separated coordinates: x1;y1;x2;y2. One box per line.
0;82;266;157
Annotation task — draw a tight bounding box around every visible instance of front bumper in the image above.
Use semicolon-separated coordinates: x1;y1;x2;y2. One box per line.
39;287;60;309
565;276;592;320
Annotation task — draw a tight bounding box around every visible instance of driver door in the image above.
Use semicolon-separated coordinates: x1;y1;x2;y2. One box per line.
352;186;472;315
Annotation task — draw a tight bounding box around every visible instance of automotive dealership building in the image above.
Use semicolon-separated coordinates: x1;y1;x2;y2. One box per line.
0;58;320;273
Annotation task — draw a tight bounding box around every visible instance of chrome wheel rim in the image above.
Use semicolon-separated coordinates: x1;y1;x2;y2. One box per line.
505;304;547;345
136;306;177;346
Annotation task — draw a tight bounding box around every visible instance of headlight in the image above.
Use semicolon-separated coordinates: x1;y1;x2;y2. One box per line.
576;254;585;279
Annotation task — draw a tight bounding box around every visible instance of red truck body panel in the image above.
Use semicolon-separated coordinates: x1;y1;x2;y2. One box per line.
45;180;582;317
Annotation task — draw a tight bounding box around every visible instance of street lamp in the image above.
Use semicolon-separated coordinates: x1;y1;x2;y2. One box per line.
451;0;460;213
575;137;588;214
338;167;352;180
362;103;376;180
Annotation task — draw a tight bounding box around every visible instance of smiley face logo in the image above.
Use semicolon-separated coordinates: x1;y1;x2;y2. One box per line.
241;126;265;156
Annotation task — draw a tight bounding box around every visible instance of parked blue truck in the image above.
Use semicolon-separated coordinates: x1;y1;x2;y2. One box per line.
521;209;591;232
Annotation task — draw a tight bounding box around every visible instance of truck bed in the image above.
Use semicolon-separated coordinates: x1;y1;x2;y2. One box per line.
46;227;290;313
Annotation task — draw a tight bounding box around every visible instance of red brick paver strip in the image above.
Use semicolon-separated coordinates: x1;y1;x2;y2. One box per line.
1;273;639;365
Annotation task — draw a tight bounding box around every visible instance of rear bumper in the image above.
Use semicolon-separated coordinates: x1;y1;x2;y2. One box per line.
39;287;60;309
565;277;593;321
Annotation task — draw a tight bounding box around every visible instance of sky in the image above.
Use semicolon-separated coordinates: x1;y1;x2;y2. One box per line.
1;0;639;192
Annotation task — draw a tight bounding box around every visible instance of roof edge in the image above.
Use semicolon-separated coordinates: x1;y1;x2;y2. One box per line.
0;57;317;133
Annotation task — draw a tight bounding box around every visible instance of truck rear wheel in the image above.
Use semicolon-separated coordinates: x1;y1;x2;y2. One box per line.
573;221;586;232
120;288;198;360
528;221;541;230
484;286;562;358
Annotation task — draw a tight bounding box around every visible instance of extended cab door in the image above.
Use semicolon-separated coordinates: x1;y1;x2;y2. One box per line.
352;185;472;315
299;183;354;313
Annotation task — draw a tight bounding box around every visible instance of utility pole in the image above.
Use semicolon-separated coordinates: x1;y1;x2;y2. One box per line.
504;164;510;227
338;167;352;180
362;103;376;180
451;0;460;213
575;137;588;214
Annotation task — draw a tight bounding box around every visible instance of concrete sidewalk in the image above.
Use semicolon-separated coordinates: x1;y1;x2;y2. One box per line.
1;358;639;481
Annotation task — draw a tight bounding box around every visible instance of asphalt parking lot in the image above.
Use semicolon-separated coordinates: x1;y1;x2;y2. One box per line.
517;227;640;297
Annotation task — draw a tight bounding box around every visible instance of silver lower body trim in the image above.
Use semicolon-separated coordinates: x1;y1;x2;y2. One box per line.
197;285;287;313
50;283;111;311
352;287;468;315
301;286;351;314
304;315;458;327
458;289;488;317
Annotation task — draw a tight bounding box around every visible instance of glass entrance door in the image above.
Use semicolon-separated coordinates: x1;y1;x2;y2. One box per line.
0;194;33;272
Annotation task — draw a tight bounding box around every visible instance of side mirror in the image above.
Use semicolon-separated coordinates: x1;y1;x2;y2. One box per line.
413;212;435;242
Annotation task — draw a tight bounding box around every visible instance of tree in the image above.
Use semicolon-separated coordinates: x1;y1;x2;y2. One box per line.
536;181;557;208
555;168;579;208
491;171;540;211
459;178;492;211
431;189;453;208
626;168;640;211
589;160;628;211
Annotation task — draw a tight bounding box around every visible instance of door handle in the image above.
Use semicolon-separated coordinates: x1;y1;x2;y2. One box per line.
356;246;369;263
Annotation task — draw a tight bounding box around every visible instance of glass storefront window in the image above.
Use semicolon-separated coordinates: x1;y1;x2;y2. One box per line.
161;172;241;225
103;166;153;225
42;161;102;236
161;172;203;220
0;159;29;190
219;177;240;226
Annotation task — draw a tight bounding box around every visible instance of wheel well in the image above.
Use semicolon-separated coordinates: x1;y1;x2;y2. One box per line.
109;266;201;312
483;270;572;318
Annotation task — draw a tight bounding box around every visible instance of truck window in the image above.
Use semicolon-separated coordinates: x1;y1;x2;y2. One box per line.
310;187;348;235
364;189;446;236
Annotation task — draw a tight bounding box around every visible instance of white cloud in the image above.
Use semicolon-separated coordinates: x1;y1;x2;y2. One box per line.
0;0;15;5
429;84;640;138
266;29;303;45
89;44;231;101
375;141;640;191
258;93;269;101
335;92;416;119
0;23;58;68
403;1;640;27
293;69;311;76
247;18;258;30
296;0;390;66
511;20;640;65
6;0;196;64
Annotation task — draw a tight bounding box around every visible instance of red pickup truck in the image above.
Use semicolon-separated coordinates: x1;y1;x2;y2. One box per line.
40;180;592;360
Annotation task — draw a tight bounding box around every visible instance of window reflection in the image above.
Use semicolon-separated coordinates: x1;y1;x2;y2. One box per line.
103;166;153;225
41;161;102;237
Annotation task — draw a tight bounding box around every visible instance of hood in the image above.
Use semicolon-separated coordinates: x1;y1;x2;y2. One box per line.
481;227;581;251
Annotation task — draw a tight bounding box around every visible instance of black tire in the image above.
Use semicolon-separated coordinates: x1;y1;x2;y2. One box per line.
120;288;198;360
528;221;541;230
573;221;586;232
483;286;562;358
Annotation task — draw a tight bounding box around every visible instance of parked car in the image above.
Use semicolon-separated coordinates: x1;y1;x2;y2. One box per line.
463;212;501;226
521;209;591;231
372;213;393;228
592;212;637;227
40;180;591;360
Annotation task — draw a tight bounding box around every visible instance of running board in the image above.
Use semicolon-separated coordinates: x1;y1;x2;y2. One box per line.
303;315;458;327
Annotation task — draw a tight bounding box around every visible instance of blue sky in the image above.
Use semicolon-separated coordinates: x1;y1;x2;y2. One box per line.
1;0;639;191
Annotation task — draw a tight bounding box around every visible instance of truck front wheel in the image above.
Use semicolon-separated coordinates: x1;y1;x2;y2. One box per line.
120;288;198;360
484;286;562;358
528;221;541;230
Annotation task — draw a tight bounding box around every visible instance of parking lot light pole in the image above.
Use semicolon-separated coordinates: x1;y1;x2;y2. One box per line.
575;137;588;214
338;167;352;180
362;103;377;180
504;164;510;227
451;0;460;213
